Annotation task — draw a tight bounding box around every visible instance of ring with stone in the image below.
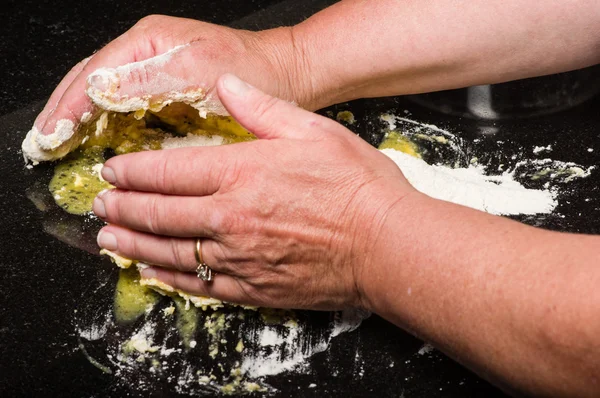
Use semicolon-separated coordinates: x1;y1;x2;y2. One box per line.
194;238;214;282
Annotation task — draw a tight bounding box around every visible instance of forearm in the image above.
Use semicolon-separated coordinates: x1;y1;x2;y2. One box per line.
364;193;600;397
291;0;600;110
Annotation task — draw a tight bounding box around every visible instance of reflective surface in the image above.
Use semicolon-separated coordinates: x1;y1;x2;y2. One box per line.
2;1;600;397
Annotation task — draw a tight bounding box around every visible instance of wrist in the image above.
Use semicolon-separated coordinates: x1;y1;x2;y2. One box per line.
352;186;417;312
246;27;315;110
356;190;436;316
251;25;343;111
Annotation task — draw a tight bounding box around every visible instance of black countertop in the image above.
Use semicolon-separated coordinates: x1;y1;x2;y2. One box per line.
2;1;599;397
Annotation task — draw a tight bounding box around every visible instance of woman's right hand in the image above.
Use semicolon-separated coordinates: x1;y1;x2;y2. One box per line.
32;15;316;137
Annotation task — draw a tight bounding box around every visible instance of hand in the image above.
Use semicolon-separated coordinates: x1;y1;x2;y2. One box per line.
92;74;418;310
33;15;313;137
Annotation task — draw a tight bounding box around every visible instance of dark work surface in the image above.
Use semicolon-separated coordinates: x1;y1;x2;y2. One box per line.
1;1;600;398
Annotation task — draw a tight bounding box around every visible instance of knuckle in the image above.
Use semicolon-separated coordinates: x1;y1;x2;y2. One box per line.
251;95;280;124
215;211;235;235
308;114;342;137
306;114;326;130
172;271;188;291
217;153;246;190
218;208;250;236
134;15;168;31
60;102;79;122
153;149;198;193
233;280;266;305
151;152;173;192
168;238;190;272
101;191;118;221
127;233;144;261
124;63;153;88
208;205;227;233
144;195;163;234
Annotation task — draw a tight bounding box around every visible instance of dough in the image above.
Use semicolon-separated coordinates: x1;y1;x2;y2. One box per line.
23;95;254;309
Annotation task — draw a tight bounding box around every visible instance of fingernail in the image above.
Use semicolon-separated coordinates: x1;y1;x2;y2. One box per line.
93;196;107;218
102;166;116;184
141;267;157;279
33;110;50;131
222;74;251;97
97;230;117;250
36;110;55;135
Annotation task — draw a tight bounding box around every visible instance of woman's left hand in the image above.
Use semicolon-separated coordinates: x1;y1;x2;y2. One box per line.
93;73;418;311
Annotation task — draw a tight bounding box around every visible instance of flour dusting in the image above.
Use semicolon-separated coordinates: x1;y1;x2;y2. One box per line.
378;113;594;216
381;148;557;215
86;44;226;118
161;133;224;149
240;308;368;378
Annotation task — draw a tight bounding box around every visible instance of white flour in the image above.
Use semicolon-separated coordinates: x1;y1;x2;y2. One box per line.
381;148;557;216
376;113;590;216
241;324;328;378
240;308;367;378
75;305;367;395
86;44;226;118
381;113;456;139
161;133;224;149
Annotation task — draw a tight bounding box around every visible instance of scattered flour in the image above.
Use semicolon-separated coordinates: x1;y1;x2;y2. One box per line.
417;343;434;356
381;113;455;139
379;113;594;217
241;308;368;378
533;145;553;154
514;158;595;183
161;133;224;149
381;148;557;216
75;306;367;395
77;312;110;341
241;324;328;378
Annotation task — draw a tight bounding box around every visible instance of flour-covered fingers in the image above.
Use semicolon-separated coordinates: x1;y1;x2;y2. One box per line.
37;41;147;136
92;189;222;237
37;17;193;137
97;225;229;274
34;55;94;134
84;44;226;115
101;145;240;196
139;266;255;306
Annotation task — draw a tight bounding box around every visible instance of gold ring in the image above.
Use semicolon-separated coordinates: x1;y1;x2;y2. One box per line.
194;238;213;282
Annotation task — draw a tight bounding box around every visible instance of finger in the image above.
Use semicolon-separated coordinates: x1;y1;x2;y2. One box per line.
38;28;176;136
140;266;254;306
216;73;340;140
85;44;226;115
34;55;93;132
101;145;236;196
97;225;226;274
92;189;222;237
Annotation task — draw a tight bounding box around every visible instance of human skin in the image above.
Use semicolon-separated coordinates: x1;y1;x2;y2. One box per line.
32;0;600;396
93;73;600;398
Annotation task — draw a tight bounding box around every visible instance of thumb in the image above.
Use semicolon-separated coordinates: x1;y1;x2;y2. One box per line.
216;73;331;140
85;45;226;116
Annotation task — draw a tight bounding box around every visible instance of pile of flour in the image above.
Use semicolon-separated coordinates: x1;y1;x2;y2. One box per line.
380;148;557;216
378;113;561;216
